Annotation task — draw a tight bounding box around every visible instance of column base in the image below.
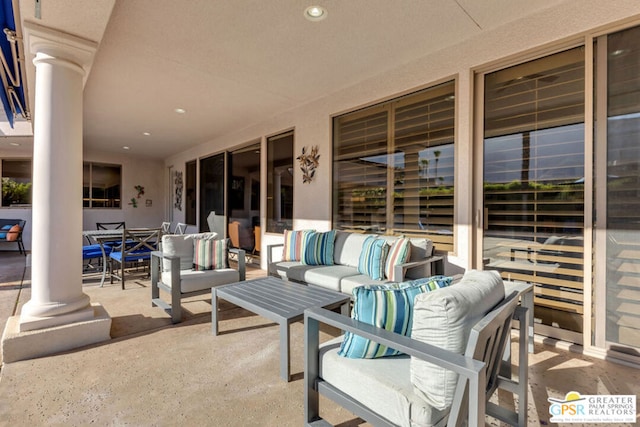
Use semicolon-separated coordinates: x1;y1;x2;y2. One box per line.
1;303;111;364
19;301;94;332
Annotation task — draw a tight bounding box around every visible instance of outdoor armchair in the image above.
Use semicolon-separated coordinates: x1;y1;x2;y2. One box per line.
151;232;245;323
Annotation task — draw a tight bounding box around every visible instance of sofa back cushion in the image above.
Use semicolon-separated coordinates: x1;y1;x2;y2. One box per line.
410;269;505;410
161;232;218;271
333;231;372;267
404;238;435;279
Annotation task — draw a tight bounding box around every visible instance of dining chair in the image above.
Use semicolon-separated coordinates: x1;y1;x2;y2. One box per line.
161;221;171;234
109;228;162;289
174;222;187;235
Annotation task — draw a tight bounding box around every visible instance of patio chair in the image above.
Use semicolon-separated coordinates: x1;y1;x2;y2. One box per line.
161;221;171;234
109;228;162;289
304;271;529;427
174;222;187;235
0;219;26;254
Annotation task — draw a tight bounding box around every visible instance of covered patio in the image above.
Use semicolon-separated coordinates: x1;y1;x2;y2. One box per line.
1;252;639;425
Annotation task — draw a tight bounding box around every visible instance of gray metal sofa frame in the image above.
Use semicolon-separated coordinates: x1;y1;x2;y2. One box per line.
304;293;529;427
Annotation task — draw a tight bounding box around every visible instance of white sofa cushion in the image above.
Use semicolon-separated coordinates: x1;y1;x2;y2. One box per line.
320;338;448;427
161;268;239;293
405;238;435;279
333;232;372;268
303;265;360;292
161;232;218;271
410;269;505;410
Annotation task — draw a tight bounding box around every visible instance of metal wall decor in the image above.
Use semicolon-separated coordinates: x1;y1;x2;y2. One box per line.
296;145;320;183
174;171;183;211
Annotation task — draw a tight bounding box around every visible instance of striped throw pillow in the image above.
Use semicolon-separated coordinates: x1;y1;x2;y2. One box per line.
282;229;312;261
385;238;412;281
338;275;454;359
302;230;336;265
357;236;389;280
193;238;227;271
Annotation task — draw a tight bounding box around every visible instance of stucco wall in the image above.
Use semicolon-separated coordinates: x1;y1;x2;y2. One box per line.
164;1;640;270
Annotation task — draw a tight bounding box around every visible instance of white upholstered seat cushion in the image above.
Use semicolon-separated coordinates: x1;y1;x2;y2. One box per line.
319;338;448;427
161;268;239;293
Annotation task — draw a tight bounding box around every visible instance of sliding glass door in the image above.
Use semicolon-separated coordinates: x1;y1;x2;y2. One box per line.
481;47;586;341
199;153;226;234
595;25;640;353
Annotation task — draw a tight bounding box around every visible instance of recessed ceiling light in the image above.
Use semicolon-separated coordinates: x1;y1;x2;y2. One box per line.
143;132;151;136
304;5;327;21
174;108;186;114
611;49;626;56
123;146;130;150
9;142;20;146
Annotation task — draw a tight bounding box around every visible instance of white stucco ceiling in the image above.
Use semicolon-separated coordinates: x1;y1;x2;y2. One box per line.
13;0;569;159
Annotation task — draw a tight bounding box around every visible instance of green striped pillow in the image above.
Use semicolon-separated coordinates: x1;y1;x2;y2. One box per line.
357;236;389;280
193;238;227;271
338;276;453;359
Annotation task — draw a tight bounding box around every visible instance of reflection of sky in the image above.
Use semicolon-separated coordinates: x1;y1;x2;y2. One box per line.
484;124;585;184
356;143;455;185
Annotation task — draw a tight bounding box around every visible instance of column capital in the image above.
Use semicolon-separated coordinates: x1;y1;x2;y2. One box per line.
22;21;98;76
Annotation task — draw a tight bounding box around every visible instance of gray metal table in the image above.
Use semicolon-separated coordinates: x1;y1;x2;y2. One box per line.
212;276;351;382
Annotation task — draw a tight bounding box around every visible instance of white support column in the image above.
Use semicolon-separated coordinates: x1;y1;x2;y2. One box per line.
1;23;110;362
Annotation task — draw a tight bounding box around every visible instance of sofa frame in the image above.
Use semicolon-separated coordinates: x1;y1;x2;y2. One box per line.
304;291;529;426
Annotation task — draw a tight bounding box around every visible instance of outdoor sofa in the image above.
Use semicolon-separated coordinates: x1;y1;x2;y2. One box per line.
267;229;443;295
151;232;245;323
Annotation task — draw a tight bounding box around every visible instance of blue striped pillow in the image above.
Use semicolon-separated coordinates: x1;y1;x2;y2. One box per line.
302;230;336;265
357;236;389;280
193;238;227;271
338;275;453;359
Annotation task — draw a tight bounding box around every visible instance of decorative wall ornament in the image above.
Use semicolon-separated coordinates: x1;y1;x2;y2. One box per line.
174;171;183;211
134;185;145;198
129;197;138;208
296;145;320;183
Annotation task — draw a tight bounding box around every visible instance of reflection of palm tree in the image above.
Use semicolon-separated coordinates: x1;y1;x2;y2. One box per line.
420;159;429;179
434;150;441;185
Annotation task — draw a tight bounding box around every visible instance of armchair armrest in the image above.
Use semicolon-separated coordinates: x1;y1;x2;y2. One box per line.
393;254;444;282
267;243;284;265
229;248;246;281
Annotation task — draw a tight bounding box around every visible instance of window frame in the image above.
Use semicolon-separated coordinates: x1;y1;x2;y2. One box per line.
1;158;32;207
83;161;122;209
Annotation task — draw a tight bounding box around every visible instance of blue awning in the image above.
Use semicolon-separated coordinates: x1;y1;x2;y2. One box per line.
0;0;27;127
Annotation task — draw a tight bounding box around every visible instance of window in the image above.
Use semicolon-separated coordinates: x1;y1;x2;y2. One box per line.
1;159;32;206
333;82;456;251
267;130;294;233
185;160;197;225
83;162;121;208
482;47;585;335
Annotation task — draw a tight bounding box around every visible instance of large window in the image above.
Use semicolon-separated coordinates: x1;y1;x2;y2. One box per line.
482;47;585;337
83;162;121;208
1;159;32;207
267;130;293;233
333;82;455;251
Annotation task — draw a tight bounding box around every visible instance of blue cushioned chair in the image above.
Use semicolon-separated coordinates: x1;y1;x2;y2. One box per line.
109;228;162;289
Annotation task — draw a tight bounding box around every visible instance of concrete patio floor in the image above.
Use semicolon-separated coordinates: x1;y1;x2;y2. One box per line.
0;251;639;426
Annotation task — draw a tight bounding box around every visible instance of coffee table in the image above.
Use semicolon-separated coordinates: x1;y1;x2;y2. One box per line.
211;276;351;382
